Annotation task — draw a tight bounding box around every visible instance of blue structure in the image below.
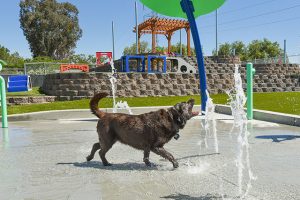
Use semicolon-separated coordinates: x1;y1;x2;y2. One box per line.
7;75;32;92
121;55;167;73
181;0;207;114
121;55;145;72
147;55;167;73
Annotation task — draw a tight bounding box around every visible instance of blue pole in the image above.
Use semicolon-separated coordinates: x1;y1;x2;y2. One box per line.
181;0;207;113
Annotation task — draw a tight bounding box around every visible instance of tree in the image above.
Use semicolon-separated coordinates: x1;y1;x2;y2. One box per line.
170;42;196;56
231;41;247;60
215;42;231;57
123;41;150;55
69;54;96;64
0;45;24;68
213;39;282;61
19;0;82;60
247;39;282;60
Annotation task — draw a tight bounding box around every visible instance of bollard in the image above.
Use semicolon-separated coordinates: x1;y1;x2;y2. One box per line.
0;60;8;128
246;63;256;120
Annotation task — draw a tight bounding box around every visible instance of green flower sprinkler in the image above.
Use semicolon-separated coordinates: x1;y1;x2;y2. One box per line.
140;0;225;114
0;59;8;128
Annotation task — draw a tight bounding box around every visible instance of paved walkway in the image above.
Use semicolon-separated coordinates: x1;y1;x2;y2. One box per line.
0;108;300;200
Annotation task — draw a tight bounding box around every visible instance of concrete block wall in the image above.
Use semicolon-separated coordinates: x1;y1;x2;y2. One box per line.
42;63;300;100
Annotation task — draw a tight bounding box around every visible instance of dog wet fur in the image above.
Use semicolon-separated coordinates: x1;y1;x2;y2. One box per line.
86;93;199;169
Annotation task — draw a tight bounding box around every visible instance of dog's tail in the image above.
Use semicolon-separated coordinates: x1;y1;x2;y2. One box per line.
90;92;109;118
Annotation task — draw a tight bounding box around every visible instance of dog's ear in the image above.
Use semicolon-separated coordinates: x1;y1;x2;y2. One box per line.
188;99;195;105
160;109;168;117
174;103;182;112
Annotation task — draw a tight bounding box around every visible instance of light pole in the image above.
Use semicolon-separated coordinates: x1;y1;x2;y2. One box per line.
135;1;139;54
216;9;218;56
112;21;115;61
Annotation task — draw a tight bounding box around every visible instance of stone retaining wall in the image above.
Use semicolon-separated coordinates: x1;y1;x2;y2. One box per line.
42;63;300;100
7;96;56;105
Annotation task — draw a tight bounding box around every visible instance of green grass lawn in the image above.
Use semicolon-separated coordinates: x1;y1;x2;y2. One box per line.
6;92;300;116
7;87;44;97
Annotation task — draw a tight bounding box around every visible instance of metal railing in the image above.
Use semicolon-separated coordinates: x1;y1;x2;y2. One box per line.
24;62;97;75
242;54;300;65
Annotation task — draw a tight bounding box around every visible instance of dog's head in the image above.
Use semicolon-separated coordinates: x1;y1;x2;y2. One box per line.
171;99;199;129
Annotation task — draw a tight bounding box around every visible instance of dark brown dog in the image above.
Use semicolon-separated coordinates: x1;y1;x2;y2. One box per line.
86;93;199;168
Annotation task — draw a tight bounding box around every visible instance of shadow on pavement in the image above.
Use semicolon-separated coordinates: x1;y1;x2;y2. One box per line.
177;153;220;161
161;193;228;200
57;161;163;171
256;135;300;143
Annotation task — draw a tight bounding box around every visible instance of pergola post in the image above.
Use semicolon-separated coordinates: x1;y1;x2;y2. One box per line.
151;21;157;53
186;27;191;56
138;32;141;54
166;32;173;54
152;30;156;53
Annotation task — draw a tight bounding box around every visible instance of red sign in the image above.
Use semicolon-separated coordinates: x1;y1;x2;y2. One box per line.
96;52;113;65
60;64;89;72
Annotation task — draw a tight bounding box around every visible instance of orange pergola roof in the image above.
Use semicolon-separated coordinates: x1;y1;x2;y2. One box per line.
133;17;190;35
133;17;191;55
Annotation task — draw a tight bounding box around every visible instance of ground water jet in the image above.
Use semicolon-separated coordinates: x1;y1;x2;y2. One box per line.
187;90;218;176
109;60;132;114
228;65;256;198
205;90;219;154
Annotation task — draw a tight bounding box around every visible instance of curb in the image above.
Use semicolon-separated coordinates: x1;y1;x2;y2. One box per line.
3;105;300;127
5;105;201;122
215;105;300;127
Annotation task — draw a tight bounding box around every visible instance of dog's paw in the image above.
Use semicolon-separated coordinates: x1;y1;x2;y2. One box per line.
173;162;179;169
86;155;93;162
145;162;153;167
103;162;112;166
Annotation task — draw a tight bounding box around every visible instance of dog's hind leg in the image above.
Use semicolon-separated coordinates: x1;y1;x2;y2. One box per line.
86;142;100;161
99;140;116;166
143;149;151;167
151;147;179;168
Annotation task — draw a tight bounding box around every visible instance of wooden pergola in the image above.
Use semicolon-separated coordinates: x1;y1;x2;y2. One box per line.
133;17;191;56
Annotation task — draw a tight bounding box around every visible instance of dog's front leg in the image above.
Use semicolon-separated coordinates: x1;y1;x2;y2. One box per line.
151;147;179;168
143;149;151;167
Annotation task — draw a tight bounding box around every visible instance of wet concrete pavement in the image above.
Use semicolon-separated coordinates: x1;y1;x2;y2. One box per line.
1;108;300;200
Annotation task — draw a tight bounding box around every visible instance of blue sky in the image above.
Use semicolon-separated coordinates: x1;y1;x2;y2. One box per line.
0;0;300;59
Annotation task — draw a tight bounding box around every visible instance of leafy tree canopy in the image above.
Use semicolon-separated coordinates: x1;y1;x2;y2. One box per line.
247;39;282;60
123;41;150;55
213;39;282;61
0;45;24;68
123;42;196;56
19;0;82;60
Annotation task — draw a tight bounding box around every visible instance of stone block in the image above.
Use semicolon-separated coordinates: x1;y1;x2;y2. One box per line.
150;79;158;84
78;90;94;97
294;87;300;91
64;90;78;96
159;89;168;96
72;96;87;100
182;74;189;79
28;97;45;104
8;97;28;104
117;90;126;97
185;89;194;96
171;89;181;96
59;96;71;101
253;88;263;92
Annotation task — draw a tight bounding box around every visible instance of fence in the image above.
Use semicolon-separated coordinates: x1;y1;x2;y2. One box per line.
242;54;300;65
24;62;97;75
